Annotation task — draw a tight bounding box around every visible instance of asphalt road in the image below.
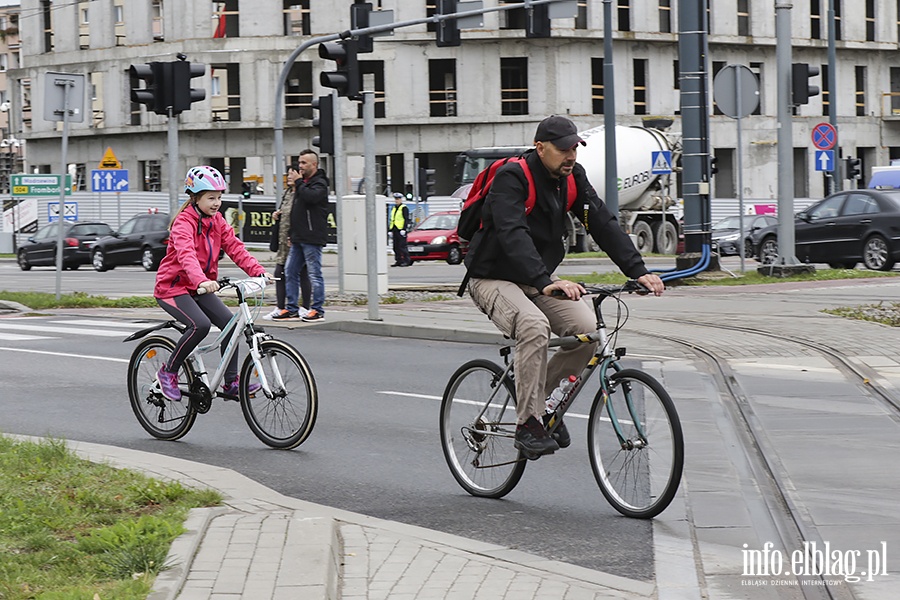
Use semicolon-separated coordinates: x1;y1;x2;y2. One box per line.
0;321;654;581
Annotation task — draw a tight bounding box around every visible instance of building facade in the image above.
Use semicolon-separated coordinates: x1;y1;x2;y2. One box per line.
7;0;900;202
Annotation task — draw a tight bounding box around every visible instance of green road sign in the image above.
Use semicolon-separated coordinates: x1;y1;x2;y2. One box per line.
11;174;73;196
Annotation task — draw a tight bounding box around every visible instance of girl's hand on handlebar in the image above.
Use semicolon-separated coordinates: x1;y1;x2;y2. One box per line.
636;273;665;296
198;280;220;295
544;279;586;300
263;272;277;283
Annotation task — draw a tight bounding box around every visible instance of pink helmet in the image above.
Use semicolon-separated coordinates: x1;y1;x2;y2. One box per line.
184;166;226;194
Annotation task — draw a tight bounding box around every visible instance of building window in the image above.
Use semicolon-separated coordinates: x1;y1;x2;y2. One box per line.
211;76;221;97
659;0;671;33
673;60;680;90
865;0;875;41
152;0;164;41
500;57;528;116
500;1;525;30
617;0;630;32
575;0;587;30
633;58;648;115
834;0;842;40
822;63;830;117
749;62;763;115
426;0;437;33
115;4;124;24
713;148;735;198
41;0;52;52
810;0;821;39
855;65;866;116
283;1;310;36
429;59;457;117
890;67;900;116
356;61;386;118
284;62;313;120
0;54;7;72
737;0;750;36
213;1;239;38
81;8;89;24
591;58;604;114
210;64;241;121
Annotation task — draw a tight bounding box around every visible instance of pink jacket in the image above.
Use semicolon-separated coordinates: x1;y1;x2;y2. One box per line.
154;204;265;299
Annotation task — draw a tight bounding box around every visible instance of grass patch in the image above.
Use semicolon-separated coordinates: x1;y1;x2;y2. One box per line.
823;301;900;327
565;268;899;287
0;290;159;310
0;435;221;600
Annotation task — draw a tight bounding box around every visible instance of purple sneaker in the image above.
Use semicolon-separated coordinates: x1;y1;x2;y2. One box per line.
222;378;262;400
157;366;182;401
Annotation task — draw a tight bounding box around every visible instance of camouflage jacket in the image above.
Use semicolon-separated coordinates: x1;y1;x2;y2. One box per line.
275;187;294;265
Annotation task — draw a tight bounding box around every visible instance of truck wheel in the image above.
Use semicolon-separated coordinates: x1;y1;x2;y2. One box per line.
653;221;678;255
632;221;653;254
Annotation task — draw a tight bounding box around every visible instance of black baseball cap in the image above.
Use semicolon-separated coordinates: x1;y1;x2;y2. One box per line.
534;115;586;150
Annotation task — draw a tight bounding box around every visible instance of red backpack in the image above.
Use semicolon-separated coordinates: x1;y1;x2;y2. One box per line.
456;156;578;241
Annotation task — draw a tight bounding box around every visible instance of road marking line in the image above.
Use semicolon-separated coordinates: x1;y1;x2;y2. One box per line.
48;319;143;328
377;390;589;420
0;346;127;362
0;333;53;341
0;323;134;337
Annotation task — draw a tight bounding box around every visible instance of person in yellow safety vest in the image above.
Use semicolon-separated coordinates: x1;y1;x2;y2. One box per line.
390;192;412;267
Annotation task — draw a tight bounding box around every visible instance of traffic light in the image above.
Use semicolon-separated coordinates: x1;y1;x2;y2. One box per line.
846;156;862;180
709;156;719;176
312;95;335;155
129;62;168;115
351;0;373;53
525;2;551;38
172;60;206;115
405;182;414;199
418;167;436;201
319;40;361;100
791;63;820;105
436;0;461;47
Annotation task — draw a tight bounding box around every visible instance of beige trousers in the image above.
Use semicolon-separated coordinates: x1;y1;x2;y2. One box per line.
468;278;598;424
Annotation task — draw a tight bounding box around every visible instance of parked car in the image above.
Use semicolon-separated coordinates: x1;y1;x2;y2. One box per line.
711;215;777;256
17;221;114;271
406;210;468;265
750;189;900;270
91;212;170;271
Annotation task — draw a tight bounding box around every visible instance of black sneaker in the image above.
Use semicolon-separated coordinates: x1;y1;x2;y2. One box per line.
542;413;571;448
515;415;559;460
301;309;324;322
272;310;299;321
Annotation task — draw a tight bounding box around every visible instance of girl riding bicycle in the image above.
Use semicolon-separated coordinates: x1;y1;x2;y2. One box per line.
153;165;272;401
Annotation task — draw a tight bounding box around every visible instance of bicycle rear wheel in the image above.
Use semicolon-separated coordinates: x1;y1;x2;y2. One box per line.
440;359;526;498
588;368;684;519
240;339;318;449
127;336;197;441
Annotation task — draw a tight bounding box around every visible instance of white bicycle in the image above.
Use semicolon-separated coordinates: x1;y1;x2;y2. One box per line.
124;276;318;449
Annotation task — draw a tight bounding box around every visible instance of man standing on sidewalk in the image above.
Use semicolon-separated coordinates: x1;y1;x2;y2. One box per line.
390;192;412;267
275;149;329;323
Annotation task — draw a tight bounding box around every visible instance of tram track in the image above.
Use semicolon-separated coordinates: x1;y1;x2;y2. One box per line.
634;317;884;600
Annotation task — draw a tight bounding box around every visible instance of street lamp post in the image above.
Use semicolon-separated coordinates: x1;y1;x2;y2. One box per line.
1;136;24;252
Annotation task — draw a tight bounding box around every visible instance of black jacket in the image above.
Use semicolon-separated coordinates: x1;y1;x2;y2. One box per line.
289;169;330;246
463;149;648;291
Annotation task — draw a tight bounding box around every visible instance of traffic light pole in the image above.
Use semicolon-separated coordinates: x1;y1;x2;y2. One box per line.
332;89;347;294
54;80;73;301
827;0;840;192
167;108;179;216
362;91;379;321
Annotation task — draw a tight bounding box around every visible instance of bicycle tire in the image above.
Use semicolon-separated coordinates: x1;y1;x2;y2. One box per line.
240;338;318;449
587;368;684;519
127;335;198;441
440;359;526;499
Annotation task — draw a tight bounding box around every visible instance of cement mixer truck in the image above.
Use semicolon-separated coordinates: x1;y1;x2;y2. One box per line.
453;122;682;254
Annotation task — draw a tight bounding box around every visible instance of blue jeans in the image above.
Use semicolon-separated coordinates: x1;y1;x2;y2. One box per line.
286;243;324;314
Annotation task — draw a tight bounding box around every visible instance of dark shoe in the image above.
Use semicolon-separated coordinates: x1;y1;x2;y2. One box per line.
515;415;559;460
272;310;299;321
301;309;324;322
542;413;571;448
391;262;400;267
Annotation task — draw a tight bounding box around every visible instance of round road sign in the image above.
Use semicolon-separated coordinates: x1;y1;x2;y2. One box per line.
812;122;837;150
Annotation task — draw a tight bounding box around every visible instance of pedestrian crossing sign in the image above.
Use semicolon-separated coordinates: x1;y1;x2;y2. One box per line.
651;151;673;174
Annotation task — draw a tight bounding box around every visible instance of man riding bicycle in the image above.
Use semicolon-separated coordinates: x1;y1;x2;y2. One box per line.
464;115;665;459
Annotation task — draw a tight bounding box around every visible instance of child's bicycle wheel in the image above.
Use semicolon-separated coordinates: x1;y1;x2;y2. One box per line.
440;359;526;498
588;368;684;519
127;335;198;441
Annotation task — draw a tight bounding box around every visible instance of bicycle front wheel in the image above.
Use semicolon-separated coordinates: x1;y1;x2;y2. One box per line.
240;339;318;449
588;368;684;519
127;336;197;441
440;359;526;499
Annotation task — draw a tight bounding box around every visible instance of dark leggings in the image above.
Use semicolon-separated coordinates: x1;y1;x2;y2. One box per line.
275;262;311;310
157;293;240;383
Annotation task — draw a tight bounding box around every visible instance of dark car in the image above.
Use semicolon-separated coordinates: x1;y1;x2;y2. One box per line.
750;190;900;270
406;211;468;264
711;214;777;256
90;212;170;272
17;221;114;271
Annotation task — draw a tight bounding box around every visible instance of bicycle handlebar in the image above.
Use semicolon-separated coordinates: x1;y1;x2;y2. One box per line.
550;280;649;299
195;276;273;296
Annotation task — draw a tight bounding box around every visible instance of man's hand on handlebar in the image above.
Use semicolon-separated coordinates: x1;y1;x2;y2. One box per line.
543;279;586;301
636;273;665;296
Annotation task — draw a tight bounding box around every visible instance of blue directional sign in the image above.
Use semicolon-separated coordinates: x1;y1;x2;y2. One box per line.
815;150;835;172
651;150;673;174
91;169;129;193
